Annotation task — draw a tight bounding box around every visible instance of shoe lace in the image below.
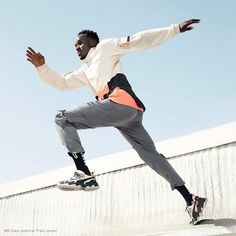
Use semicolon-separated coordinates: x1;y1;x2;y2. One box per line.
185;205;192;214
66;171;96;183
191;193;198;205
66;171;84;182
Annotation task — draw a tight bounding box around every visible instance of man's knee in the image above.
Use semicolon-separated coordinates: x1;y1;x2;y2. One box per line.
55;110;68;128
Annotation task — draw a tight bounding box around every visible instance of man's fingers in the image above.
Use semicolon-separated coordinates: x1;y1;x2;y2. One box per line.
188;19;200;25
191;19;200;22
27;47;44;59
26;52;36;60
26;50;36;59
189;19;200;22
27;47;37;54
26;51;34;58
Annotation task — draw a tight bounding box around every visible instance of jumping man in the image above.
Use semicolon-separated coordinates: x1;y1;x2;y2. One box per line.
26;19;207;224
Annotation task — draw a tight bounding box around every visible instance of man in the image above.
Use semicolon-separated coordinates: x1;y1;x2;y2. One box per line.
26;19;207;224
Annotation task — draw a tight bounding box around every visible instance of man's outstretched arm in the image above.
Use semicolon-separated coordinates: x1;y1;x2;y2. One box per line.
26;47;86;91
112;19;200;54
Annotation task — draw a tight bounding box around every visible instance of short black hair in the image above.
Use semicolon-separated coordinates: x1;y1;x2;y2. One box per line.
78;30;99;44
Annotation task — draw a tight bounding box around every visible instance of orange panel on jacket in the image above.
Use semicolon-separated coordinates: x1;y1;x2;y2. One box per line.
97;86;144;111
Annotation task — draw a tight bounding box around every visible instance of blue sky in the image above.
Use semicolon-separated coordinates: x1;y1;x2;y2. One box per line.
0;0;236;183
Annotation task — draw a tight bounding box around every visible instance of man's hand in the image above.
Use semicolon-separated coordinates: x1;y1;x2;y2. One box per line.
179;19;200;33
26;47;45;67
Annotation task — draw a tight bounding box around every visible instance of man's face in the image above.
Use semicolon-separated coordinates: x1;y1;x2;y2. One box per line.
75;34;93;60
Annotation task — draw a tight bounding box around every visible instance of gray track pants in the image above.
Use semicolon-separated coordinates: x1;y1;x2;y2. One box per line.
55;99;185;190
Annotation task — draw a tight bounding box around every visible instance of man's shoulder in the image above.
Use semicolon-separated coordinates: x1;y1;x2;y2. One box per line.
98;38;117;48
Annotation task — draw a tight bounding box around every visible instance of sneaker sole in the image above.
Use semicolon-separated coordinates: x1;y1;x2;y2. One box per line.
57;183;99;191
192;198;208;225
83;185;100;191
56;183;81;191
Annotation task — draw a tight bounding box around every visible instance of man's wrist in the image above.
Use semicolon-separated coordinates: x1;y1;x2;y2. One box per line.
35;62;45;68
179;24;182;33
36;63;47;72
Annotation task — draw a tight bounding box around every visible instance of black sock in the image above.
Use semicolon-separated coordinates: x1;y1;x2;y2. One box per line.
175;185;193;206
68;152;91;176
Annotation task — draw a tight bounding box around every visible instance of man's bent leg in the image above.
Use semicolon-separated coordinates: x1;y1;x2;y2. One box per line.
55;100;137;153
116;111;185;190
55;100;137;191
116;111;209;223
55;100;138;191
55;109;85;153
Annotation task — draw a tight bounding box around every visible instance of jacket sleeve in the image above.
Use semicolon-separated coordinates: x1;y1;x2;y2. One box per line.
110;24;180;55
36;63;86;91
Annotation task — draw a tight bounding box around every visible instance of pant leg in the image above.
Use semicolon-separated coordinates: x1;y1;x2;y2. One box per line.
55;99;138;153
116;111;185;190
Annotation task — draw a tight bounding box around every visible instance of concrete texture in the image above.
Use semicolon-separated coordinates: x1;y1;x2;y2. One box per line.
0;122;236;235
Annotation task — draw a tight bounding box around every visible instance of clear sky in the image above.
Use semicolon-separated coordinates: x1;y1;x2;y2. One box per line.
0;0;236;183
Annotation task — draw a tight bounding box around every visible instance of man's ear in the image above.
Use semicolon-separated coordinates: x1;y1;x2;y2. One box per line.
89;38;98;47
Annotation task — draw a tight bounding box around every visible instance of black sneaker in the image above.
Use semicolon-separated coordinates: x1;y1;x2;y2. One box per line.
57;170;99;191
186;195;207;225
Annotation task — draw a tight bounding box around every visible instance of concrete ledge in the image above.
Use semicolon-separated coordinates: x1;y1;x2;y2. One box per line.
0;141;235;235
0;121;236;199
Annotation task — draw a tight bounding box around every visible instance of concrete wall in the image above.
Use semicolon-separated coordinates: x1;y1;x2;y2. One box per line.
0;122;236;236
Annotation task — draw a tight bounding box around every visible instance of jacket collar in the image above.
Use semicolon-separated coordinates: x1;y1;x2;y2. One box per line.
82;47;96;65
